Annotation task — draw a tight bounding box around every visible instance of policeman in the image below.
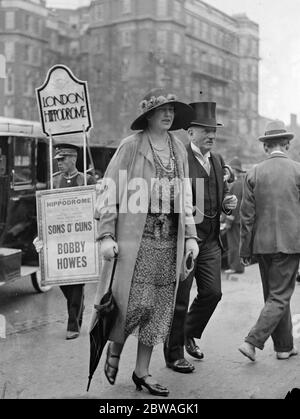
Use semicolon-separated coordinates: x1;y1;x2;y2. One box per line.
35;143;96;340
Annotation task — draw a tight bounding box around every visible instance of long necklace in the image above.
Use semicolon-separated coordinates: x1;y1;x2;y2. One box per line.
148;133;175;173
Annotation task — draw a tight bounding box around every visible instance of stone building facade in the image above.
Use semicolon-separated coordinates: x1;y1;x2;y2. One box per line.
0;0;260;161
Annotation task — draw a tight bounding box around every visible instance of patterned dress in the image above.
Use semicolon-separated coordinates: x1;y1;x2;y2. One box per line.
124;137;180;346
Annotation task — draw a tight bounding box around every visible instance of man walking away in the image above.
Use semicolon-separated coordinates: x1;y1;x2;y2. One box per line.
239;121;300;361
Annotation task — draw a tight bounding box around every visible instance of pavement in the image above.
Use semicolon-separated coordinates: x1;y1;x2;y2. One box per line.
0;263;300;399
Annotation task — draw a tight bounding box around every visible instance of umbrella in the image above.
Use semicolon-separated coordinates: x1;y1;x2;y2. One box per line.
86;257;118;392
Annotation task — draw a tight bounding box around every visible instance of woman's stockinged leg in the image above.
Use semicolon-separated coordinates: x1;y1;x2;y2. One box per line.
133;341;169;396
134;341;157;383
108;341;124;368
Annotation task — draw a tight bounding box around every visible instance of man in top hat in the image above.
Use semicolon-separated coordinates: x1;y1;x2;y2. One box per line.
164;102;238;373
224;157;246;274
35;143;96;340
239;120;300;362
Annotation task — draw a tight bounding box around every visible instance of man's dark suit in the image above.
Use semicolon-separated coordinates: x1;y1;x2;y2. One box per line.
164;144;230;363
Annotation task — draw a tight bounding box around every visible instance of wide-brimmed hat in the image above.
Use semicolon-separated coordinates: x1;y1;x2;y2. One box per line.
258;120;294;142
185;102;223;129
130;88;194;131
229;157;246;173
54;143;79;159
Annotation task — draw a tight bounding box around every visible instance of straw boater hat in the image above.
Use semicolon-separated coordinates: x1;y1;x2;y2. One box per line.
130;88;194;131
258;120;294;142
185;102;224;129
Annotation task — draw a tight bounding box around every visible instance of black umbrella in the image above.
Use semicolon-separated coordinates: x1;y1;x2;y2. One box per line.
86;257;118;392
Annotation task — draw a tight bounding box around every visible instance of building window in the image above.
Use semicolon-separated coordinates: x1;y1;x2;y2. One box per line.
24;45;31;62
173;69;181;89
201;21;208;39
121;57;130;80
4;99;15;118
157;30;168;51
5;67;14;94
95;35;105;53
5;42;15;62
24;70;33;96
174;0;181;20
185;44;192;65
32;47;41;65
94;69;103;85
192;79;201;102
251;93;257;110
25;14;30;31
186;14;193;33
121;30;132;47
122;0;132;14
95;4;104;21
157;0;168;17
5;11;15;30
173;33;181;55
192;48;199;63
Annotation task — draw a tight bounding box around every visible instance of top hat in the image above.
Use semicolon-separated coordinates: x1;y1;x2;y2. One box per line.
185;102;223;129
130;88;194;131
229;157;246;173
258;120;294;142
54;143;79;159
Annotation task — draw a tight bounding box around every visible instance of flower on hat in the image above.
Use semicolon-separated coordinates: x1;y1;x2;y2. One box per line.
138;92;177;114
167;94;176;101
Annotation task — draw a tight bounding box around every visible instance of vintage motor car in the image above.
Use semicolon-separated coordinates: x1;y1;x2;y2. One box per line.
0;117;51;292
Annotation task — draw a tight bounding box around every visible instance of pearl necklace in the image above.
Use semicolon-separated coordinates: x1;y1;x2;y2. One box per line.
148;133;175;173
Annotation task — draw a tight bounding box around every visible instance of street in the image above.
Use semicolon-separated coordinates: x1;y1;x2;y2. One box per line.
0;263;299;399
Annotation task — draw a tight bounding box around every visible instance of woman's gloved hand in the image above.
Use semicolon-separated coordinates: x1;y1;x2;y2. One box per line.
185;238;199;260
99;237;119;260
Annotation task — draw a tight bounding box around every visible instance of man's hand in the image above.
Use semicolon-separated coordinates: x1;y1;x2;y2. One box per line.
185;238;199;260
223;194;238;211
241;257;251;266
99;237;118;260
33;237;43;253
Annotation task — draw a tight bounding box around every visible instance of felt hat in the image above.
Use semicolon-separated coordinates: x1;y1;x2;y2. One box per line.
258;120;294;142
130;87;194;131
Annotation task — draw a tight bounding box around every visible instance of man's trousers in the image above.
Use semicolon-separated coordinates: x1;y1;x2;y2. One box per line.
226;223;244;273
245;253;300;352
164;239;222;362
60;284;85;333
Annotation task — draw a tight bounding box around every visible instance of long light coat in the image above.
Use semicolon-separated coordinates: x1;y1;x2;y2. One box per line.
90;131;197;344
240;152;300;257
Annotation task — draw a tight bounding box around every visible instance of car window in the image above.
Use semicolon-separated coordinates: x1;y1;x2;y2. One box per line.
13;137;33;185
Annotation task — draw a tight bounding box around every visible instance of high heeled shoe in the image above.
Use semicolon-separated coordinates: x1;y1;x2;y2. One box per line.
132;372;169;397
104;343;120;385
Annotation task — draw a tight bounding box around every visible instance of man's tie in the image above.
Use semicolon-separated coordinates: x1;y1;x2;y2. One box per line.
193;149;211;175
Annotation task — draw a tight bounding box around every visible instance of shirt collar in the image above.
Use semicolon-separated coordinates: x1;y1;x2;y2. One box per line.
191;142;211;160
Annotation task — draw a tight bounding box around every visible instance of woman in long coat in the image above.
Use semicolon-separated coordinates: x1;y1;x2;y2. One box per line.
92;88;199;396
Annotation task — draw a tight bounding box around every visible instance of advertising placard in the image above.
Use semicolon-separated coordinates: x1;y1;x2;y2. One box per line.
36;64;93;137
36;185;100;286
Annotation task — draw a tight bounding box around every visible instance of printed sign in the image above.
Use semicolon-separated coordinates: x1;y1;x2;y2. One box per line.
36;185;100;286
0;54;5;78
36;64;93;137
